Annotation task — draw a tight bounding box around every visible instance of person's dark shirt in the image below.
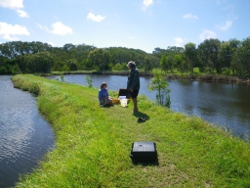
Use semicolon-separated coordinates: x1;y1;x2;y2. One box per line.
127;67;140;90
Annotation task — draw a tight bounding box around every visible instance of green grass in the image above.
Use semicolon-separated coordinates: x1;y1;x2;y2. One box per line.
12;74;250;188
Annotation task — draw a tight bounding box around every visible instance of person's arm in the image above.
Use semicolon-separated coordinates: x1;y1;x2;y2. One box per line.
107;90;112;99
99;89;105;100
127;73;131;90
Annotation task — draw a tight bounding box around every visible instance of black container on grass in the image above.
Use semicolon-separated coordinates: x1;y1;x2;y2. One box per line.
130;142;158;164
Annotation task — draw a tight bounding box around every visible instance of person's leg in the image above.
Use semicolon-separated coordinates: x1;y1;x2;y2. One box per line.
130;89;139;113
132;97;138;113
108;99;113;106
104;99;113;106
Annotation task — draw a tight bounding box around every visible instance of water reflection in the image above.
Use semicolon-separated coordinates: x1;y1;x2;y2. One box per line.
47;74;250;139
0;76;54;188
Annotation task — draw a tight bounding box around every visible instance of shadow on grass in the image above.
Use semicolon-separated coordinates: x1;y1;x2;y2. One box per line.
131;158;159;166
100;104;115;108
133;111;150;123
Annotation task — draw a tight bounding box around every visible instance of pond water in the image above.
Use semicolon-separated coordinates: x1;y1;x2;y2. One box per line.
0;76;54;188
48;74;250;139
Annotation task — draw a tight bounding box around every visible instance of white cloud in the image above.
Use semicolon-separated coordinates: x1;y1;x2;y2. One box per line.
87;13;106;22
17;9;28;18
3;34;18;41
50;22;73;35
36;23;50;32
142;0;153;9
218;21;232;31
48;42;54;46
174;37;184;47
0;0;24;9
0;0;29;18
183;13;198;19
0;22;29;41
37;22;73;36
199;29;217;40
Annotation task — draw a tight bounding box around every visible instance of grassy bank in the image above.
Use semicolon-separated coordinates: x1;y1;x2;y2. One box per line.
12;74;250;188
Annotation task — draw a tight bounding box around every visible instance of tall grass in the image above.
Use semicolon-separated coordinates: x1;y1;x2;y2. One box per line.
12;74;250;188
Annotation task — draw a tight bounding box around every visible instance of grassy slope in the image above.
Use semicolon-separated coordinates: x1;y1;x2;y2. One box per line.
12;74;250;188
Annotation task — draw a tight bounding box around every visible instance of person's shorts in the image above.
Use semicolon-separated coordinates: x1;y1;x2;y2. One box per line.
100;98;109;105
129;89;139;98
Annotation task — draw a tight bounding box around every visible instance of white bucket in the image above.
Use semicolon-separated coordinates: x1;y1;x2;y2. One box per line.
120;99;128;107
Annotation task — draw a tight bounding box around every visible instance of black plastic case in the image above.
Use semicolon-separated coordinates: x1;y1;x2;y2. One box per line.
118;89;130;99
130;142;157;163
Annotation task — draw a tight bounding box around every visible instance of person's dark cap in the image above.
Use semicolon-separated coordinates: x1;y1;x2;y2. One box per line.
127;61;136;67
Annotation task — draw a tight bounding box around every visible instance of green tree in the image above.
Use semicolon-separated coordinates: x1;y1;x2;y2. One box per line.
63;43;76;51
148;70;171;107
173;54;184;71
219;42;232;69
152;47;166;58
105;47;148;70
85;76;93;88
166;55;174;73
0;41;52;60
184;42;198;72
66;58;78;71
0;56;20;74
232;37;250;79
198;38;221;73
18;51;53;73
174;53;188;74
75;44;96;69
144;56;152;72
108;47;132;65
113;63;123;70
33;51;54;73
228;39;241;74
160;55;168;73
88;49;111;71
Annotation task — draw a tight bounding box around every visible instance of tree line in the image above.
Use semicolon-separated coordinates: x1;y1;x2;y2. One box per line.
0;37;249;79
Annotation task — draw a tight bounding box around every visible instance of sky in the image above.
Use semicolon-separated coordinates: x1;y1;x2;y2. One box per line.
0;0;249;53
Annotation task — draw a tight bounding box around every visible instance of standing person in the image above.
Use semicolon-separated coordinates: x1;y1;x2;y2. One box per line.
127;61;140;114
98;82;113;106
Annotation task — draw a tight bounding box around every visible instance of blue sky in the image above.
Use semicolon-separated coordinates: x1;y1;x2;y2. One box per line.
0;0;249;53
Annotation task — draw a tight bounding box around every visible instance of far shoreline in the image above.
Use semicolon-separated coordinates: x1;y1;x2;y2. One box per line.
47;70;250;84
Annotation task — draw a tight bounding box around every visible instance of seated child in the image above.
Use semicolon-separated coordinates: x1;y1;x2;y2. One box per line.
98;82;113;106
